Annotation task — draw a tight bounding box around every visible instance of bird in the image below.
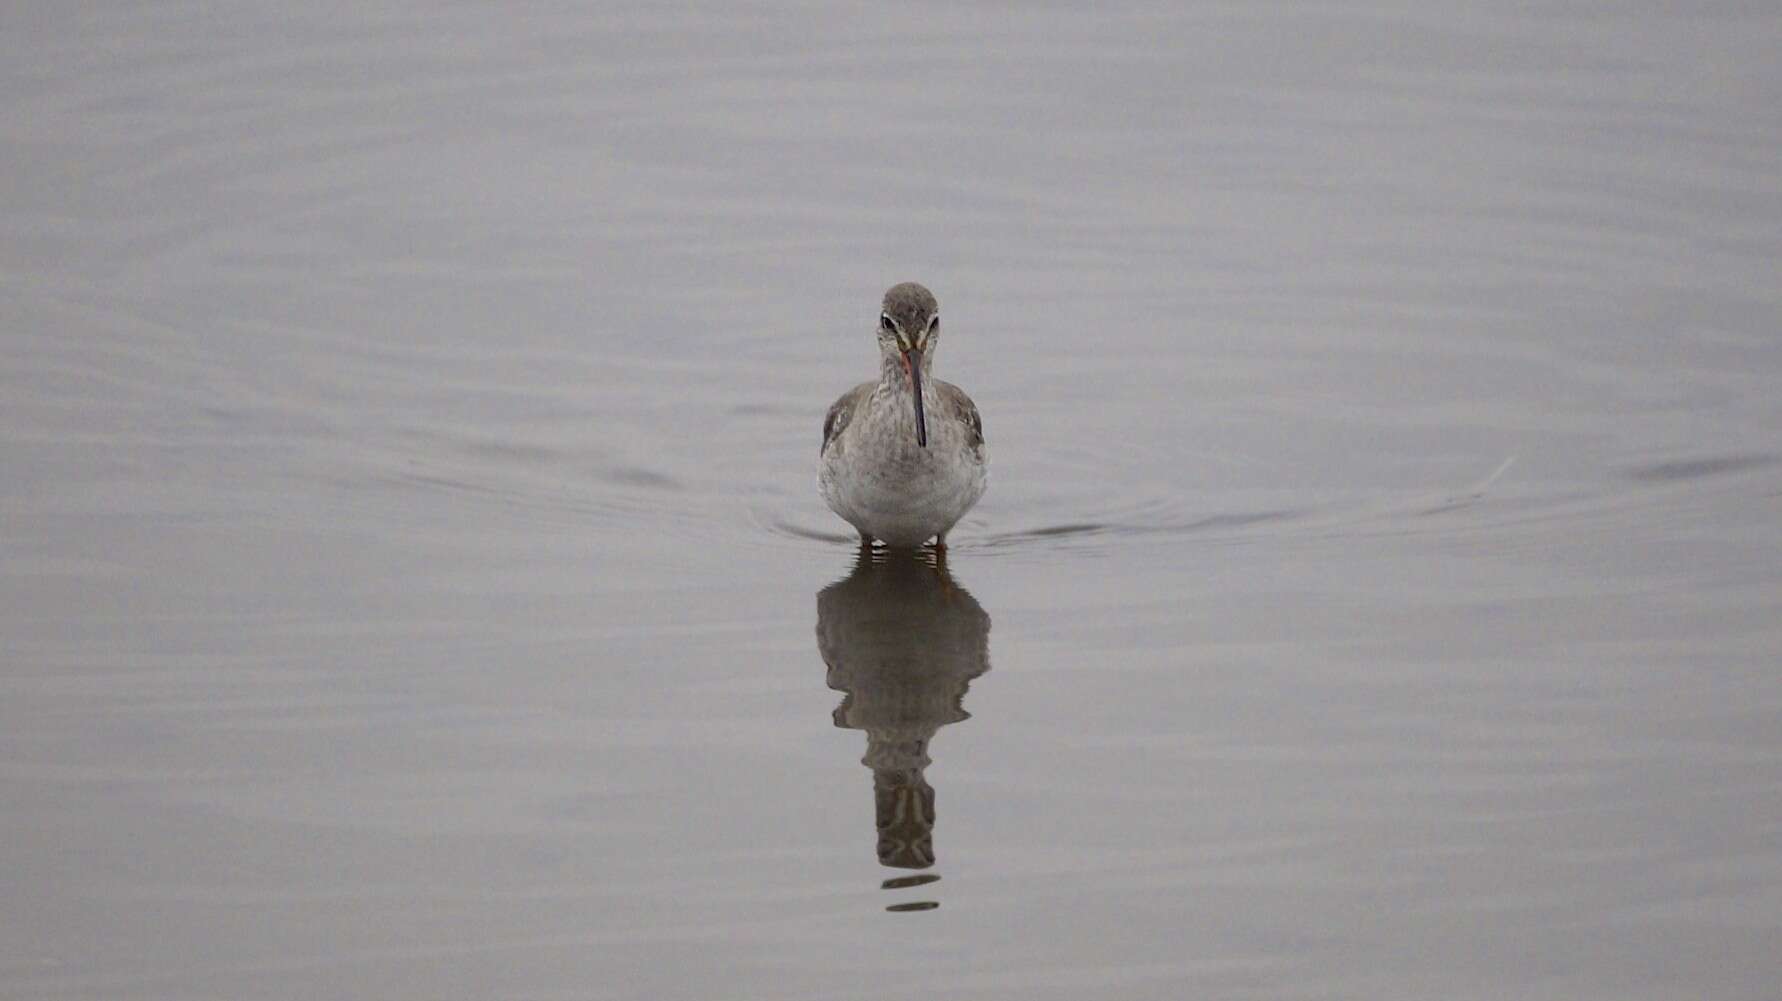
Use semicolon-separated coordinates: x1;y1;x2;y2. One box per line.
819;282;987;549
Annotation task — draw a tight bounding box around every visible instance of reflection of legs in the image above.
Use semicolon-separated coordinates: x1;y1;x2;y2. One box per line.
929;541;952;595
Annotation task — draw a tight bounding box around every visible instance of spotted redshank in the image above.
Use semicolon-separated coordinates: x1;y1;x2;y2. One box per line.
819;283;987;548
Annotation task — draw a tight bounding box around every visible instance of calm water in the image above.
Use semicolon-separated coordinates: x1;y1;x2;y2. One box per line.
4;3;1781;999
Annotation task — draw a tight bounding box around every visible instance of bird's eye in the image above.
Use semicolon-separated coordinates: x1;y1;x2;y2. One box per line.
879;314;895;333
927;316;939;333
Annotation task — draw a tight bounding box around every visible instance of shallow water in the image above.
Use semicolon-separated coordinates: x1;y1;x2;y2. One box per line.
4;3;1781;999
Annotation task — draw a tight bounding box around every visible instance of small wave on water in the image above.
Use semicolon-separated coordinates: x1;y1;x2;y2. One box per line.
1412;455;1518;516
744;453;1616;559
763;517;859;547
975;509;1303;551
751;488;1312;558
745;477;1310;557
1624;453;1774;484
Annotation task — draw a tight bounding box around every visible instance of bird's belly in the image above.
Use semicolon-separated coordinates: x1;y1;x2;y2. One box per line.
821;445;985;545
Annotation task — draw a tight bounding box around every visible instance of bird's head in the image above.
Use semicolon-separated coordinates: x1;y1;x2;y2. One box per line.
876;282;940;447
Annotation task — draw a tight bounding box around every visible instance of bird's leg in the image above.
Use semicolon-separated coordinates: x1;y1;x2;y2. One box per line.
929;540;955;596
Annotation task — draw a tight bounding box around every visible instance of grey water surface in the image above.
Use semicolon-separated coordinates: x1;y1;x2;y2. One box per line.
4;3;1781;999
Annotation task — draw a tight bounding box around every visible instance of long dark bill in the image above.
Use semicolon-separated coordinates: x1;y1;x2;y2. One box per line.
905;348;928;447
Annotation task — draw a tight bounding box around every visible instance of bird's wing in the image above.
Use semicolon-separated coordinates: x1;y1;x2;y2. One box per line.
822;382;875;455
937;380;984;453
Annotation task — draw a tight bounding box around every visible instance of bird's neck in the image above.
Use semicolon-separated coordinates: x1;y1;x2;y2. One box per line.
878;348;936;388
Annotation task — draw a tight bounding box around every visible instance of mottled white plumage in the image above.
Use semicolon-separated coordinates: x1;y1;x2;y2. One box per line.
820;283;986;548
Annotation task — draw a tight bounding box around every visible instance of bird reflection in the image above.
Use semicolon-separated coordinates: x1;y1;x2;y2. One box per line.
817;547;991;878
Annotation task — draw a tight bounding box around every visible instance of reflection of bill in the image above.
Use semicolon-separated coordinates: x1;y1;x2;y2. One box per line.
817;550;991;874
873;764;935;869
